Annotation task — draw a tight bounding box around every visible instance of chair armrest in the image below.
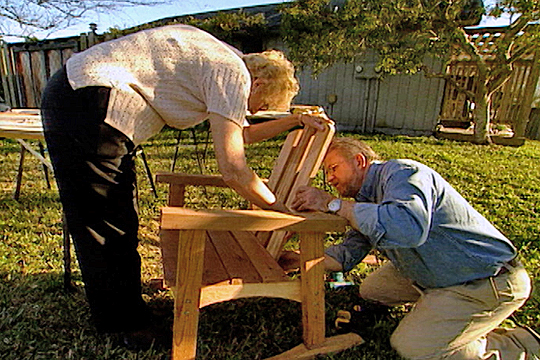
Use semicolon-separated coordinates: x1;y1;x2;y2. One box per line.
156;172;230;188
156;172;269;188
156;172;269;207
160;207;348;232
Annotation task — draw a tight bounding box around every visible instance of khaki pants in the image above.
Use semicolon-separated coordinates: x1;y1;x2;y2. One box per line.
360;262;538;360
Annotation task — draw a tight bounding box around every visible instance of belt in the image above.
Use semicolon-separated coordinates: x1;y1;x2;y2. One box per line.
497;258;520;276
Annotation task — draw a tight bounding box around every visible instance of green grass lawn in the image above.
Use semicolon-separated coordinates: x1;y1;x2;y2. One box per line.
1;127;539;359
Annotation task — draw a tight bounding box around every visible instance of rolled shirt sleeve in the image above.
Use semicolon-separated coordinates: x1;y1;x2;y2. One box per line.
325;230;373;272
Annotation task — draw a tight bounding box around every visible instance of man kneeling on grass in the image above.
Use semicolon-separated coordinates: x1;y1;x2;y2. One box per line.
291;137;540;360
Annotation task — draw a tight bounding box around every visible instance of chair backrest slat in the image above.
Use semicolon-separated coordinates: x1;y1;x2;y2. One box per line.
263;123;335;258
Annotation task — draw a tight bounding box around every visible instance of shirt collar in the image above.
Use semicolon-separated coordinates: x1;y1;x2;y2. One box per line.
355;160;383;202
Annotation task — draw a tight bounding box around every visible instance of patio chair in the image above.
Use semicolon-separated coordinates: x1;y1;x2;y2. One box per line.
157;122;364;359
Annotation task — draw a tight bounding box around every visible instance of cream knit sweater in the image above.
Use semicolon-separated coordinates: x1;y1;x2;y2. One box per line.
66;25;250;145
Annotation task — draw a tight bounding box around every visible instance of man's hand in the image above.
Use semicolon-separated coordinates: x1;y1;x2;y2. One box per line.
291;185;334;212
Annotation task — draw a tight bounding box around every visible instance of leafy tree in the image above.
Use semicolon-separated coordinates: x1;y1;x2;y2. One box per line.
108;10;269;50
280;0;540;144
0;0;166;40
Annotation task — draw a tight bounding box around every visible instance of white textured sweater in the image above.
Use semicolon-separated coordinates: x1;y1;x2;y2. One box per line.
66;25;250;145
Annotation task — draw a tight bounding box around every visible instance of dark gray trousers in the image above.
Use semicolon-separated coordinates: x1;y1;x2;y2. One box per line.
41;67;150;333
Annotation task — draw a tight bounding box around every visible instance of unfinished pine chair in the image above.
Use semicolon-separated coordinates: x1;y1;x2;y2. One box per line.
157;122;364;359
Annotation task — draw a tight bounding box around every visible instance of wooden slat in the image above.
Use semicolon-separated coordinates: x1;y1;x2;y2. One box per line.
47;50;63;77
265;333;364;360
161;207;348;233
168;184;185;207
208;231;261;283
200;281;302;308
30;51;47;106
160;229;180;287
0;43;16;107
300;232;326;348
61;48;73;64
265;231;288;260
172;230;206;360
232;231;288;283
258;128;307;250
266;123;335;258
273;127;316;201
286;124;334;207
515;51;540;137
267;129;302;191
202;235;230;286
19;52;35;107
255;231;272;247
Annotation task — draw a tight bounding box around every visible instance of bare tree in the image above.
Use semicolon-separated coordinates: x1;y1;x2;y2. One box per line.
0;0;167;39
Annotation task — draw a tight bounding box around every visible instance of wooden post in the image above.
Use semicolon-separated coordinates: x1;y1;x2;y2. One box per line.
0;42;16;107
88;28;98;47
30;50;48;107
172;230;206;360
47;50;63;77
300;232;326;348
169;184;186;207
0;42;12;107
514;50;540;139
79;33;89;51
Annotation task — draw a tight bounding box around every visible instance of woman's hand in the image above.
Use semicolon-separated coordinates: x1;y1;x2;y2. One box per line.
244;110;334;144
209;113;278;209
297;110;334;132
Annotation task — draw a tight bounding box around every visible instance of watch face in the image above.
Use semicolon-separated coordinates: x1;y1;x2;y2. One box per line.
328;199;341;213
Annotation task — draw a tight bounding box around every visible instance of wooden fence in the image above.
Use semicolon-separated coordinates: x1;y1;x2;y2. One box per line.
440;61;537;124
439;26;540;139
0;30;118;109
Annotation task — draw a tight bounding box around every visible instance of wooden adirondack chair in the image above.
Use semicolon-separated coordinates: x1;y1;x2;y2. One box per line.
157;122;364;359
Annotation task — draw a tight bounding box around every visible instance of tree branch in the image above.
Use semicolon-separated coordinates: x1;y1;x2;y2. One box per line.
0;0;167;36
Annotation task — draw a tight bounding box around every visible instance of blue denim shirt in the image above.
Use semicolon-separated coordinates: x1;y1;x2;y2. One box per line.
325;159;516;289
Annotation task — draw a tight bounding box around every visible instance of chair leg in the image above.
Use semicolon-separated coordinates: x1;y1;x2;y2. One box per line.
300;232;326;348
172;230;206;360
38;141;51;189
265;232;364;359
137;147;158;198
13;145;25;200
170;130;183;172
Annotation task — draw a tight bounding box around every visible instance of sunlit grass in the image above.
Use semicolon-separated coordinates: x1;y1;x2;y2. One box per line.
1;127;539;359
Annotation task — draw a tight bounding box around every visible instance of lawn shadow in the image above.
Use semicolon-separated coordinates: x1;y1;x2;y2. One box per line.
0;271;172;359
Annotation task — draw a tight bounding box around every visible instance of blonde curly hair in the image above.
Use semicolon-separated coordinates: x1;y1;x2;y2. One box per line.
243;50;300;111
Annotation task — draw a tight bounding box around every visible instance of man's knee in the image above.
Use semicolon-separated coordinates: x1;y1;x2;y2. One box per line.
359;277;414;306
359;263;421;306
359;279;388;304
390;331;438;360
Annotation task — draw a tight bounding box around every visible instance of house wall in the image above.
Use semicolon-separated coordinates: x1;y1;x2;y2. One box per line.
268;38;446;135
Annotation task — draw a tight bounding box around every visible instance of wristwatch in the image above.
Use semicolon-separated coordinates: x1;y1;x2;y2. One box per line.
327;198;342;214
